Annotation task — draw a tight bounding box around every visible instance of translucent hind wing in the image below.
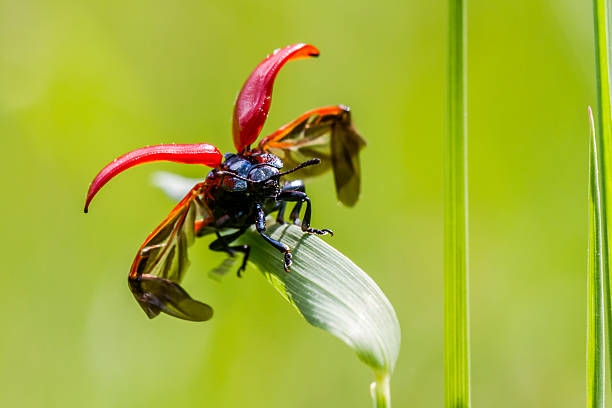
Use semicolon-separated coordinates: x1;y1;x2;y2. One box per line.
128;182;215;321
259;105;366;206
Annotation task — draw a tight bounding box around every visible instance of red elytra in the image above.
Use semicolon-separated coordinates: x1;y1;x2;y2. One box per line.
232;44;319;152
84;143;222;212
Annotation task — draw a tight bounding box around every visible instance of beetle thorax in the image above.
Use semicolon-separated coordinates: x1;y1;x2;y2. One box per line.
208;152;284;198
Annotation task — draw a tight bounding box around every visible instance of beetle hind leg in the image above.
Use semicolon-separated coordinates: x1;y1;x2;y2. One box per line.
209;228;250;277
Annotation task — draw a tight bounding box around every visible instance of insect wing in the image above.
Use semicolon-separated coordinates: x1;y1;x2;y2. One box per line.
258;105;366;206
135;275;213;321
128;183;214;321
84;143;222;212
330;110;367;207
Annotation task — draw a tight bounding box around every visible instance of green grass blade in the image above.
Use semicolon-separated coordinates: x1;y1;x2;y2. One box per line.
445;0;470;407
236;224;401;370
235;223;400;407
588;107;605;408
592;0;612;394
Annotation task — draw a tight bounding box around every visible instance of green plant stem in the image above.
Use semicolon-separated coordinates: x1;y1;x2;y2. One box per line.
588;107;605;408
592;0;612;394
370;373;391;408
444;1;470;408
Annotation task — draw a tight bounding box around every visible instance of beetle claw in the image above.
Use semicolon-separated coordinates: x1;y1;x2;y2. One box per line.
284;251;292;272
305;227;333;236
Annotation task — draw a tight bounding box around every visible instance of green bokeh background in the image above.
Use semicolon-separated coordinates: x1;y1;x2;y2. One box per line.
0;0;596;406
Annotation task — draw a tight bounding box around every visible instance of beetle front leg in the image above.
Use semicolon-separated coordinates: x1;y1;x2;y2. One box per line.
277;191;333;236
280;180;306;225
255;203;292;272
275;201;287;224
276;180;305;224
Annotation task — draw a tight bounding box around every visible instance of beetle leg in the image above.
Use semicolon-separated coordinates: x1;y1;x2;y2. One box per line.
289;202;303;225
280;180;306;225
275;201;287;224
209;228;250;277
255;203;292;272
277;191;333;236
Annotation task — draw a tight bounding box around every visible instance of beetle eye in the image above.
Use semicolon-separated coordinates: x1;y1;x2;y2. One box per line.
222;176;247;191
249;166;277;181
266;179;278;190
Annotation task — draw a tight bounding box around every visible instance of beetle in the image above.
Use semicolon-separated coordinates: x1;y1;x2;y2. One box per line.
84;44;366;322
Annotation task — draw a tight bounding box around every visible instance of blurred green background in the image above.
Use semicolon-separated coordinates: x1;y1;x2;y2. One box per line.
0;0;596;406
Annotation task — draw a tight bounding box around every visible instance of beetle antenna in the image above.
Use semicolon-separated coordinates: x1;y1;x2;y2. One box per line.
258;158;321;183
215;159;321;184
276;158;321;178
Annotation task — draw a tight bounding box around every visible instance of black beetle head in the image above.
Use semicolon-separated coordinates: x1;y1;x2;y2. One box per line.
248;165;281;197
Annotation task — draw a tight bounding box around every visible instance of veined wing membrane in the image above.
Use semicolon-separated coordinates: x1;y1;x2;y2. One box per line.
128;183;214;321
259;105;366;206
